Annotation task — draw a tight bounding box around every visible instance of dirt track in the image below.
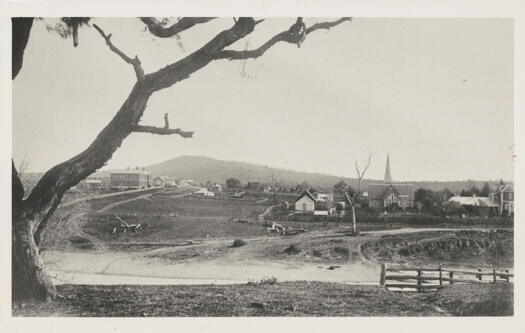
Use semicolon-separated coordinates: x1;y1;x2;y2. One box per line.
42;190;511;286
42;227;510;286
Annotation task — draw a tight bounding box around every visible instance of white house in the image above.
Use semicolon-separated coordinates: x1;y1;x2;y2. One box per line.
195;188;215;197
295;191;316;212
316;193;333;202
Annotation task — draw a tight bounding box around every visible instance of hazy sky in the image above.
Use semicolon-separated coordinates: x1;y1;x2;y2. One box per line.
13;17;514;181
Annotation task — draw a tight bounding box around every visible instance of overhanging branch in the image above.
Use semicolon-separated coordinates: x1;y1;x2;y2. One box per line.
140;17;216;38
132;125;194;138
93;23;145;81
215;17;352;61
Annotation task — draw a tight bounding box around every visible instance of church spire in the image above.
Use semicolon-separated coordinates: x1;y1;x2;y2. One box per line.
384;153;393;183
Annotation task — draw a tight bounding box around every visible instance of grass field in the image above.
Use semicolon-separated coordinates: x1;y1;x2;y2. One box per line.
12;282;512;317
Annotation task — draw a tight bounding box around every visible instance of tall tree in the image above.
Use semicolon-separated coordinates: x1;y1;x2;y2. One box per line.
480;182;491;197
345;154;372;235
12;17;351;301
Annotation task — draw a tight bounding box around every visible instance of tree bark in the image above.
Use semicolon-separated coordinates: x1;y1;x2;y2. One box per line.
11;16;351;302
12;203;57;301
351;205;357;234
12;18;34;80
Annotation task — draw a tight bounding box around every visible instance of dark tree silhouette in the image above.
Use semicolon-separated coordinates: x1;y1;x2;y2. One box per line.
12;17;351;302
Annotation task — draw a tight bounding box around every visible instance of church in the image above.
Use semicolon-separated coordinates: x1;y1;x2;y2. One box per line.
368;154;415;209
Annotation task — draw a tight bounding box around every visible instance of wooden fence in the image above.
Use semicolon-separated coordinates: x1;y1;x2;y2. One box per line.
379;263;513;291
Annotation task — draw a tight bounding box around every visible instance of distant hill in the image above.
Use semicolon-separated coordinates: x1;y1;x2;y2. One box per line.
20;156;510;195
144;155;508;193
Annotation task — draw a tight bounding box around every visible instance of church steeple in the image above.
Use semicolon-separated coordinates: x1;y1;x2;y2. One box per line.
384;153;393;183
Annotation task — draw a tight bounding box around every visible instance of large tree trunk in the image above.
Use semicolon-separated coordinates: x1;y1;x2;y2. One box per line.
12;204;57;302
9;16;350;303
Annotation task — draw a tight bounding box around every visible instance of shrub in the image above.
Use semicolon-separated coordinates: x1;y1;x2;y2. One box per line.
231;239;246;248
283;244;300;254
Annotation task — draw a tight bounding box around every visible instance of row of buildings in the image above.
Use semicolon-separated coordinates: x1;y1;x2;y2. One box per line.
293;154;514;216
75;167;177;191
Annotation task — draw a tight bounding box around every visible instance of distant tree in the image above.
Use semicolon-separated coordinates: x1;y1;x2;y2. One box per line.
442;200;466;216
333;180;348;194
460;189;472;197
226;178;241;189
480;182;491;197
345;154;373;235
470;185;481;196
270;174;284;205
346;184;356;198
441;188;454;201
415;188;437;211
298;181;310;192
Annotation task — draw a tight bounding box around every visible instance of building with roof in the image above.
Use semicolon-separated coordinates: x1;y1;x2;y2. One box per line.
368;154;415;209
294;190;335;215
152;176;166;187
490;183;514;215
295;190;316;212
110;167;151;189
449;195;498;216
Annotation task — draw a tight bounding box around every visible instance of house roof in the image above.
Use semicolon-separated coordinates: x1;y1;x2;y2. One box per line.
296;190;316;203
368;183;415;201
449;196;498;207
494;184;514;193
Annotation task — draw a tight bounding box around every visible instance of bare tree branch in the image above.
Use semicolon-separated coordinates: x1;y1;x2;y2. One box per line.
93;23;145;81
24;17;345;245
216;17;351;60
355;153;373;197
132;125;194;138
140;17;216;38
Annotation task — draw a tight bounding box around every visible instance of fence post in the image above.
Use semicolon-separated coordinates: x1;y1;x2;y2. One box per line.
449;271;454;285
417;270;422;292
505;269;509;282
439;264;443;288
493;268;497;283
379;263;386;287
478;269;482;281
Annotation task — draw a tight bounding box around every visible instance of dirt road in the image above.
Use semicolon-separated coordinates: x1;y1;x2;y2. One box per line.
42;227;505;286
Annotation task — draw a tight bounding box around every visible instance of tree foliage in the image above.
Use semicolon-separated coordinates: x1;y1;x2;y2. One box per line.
226;177;242;189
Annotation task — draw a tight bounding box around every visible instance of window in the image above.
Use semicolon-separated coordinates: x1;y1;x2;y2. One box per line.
509;193;513;200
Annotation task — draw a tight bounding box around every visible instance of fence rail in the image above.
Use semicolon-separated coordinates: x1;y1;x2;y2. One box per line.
379;263;513;291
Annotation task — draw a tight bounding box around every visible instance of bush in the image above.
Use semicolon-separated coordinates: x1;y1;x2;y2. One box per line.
231;239;246;248
283;244;300;254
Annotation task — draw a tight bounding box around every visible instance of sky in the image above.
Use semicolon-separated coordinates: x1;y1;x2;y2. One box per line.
12;17;514;181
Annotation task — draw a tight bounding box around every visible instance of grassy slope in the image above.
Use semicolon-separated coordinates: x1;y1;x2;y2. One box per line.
13;282;512;317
